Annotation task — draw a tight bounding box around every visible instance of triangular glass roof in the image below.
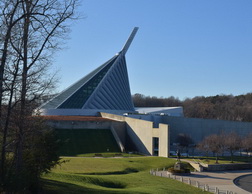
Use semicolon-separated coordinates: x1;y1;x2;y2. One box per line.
58;56;118;109
39;27;138;113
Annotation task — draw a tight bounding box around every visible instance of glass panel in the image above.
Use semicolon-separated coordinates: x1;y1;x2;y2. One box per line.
58;57;118;109
153;137;159;156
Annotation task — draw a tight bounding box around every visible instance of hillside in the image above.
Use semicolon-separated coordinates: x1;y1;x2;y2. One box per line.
42;157;206;194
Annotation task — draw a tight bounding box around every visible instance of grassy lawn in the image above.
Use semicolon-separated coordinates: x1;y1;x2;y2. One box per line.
42;156;207;193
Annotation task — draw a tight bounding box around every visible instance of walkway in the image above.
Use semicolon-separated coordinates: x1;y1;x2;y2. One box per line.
188;170;252;194
151;169;252;194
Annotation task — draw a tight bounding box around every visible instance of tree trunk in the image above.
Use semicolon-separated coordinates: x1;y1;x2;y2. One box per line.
16;0;30;173
0;35;10;183
0;0;21;183
215;153;218;164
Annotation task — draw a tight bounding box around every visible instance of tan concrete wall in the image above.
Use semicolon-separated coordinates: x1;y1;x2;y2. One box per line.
100;112;169;157
125;116;154;155
110;125;125;152
110;121;127;146
157;124;169;157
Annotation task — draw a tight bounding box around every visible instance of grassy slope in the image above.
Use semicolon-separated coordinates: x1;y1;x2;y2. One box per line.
42;157;207;194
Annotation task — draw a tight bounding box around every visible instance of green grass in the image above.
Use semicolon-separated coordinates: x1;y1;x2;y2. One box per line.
42;156;208;193
55;129;120;156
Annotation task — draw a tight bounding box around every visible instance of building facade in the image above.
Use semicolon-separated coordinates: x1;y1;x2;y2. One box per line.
38;27;252;157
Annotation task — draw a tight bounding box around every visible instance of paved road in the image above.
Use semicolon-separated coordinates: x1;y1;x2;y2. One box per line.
234;174;252;193
188;170;252;194
154;170;252;194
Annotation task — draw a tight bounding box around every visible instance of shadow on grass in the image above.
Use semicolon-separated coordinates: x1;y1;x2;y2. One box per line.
77;168;139;175
41;179;125;194
42;179;97;194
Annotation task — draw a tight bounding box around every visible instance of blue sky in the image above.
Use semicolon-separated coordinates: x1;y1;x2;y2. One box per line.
54;0;252;100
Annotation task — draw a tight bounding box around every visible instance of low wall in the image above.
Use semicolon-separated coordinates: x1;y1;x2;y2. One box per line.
205;163;252;171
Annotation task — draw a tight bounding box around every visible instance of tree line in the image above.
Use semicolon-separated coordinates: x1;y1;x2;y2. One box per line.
132;93;252;122
176;132;252;163
175;132;252;163
198;132;252;163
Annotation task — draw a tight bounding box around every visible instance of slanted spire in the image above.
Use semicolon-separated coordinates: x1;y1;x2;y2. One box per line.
120;27;139;56
38;28;138;116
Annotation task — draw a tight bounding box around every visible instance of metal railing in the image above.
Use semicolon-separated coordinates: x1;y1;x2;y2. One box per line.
150;168;237;194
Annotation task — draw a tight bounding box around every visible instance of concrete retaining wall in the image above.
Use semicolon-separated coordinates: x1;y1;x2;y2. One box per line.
162;116;252;144
100;112;169;157
206;163;252;171
46;119;127;153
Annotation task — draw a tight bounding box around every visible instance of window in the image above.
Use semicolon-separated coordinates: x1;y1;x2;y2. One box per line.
153;137;159;156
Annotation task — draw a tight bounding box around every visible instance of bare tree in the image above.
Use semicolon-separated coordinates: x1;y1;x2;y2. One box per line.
0;0;25;183
176;133;193;157
197;138;211;158
0;0;79;191
242;133;252;158
224;132;241;163
198;134;225;163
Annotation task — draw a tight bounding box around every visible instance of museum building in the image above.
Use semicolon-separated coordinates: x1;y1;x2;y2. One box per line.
37;28;252;157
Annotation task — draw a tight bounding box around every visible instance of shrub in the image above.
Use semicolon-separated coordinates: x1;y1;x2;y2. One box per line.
168;167;190;174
